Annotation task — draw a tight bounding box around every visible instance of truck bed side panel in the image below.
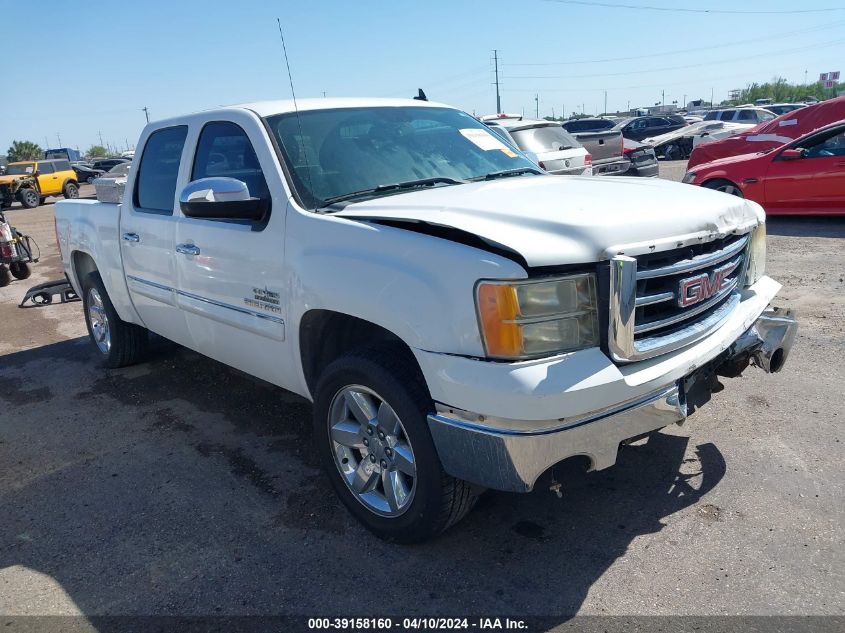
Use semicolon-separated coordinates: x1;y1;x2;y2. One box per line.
54;199;141;326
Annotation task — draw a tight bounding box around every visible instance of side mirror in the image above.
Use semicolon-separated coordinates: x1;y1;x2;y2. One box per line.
779;148;803;160
179;177;268;221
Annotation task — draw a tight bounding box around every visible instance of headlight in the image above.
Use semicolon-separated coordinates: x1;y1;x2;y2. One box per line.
745;222;766;286
682;171;697;184
476;273;599;359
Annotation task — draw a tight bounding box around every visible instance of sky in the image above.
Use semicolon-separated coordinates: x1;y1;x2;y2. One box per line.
2;0;844;155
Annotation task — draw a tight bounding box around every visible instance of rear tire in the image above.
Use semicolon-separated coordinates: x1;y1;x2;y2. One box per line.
63;182;79;199
703;179;744;198
9;262;30;280
313;346;478;543
18;188;39;209
81;271;148;368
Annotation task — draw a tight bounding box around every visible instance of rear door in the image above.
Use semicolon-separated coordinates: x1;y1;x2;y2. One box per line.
173;114;290;386
120;125;192;343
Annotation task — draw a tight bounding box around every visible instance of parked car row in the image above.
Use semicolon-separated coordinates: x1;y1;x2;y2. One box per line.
482;114;658;178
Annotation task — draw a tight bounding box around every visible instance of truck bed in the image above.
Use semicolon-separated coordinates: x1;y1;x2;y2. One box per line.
567;130;627;175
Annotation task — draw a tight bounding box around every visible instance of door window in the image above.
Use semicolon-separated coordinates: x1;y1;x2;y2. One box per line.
37;162;55;174
719;111;736;121
191;121;270;205
133;126;188;214
800;129;845;158
737;110;756;122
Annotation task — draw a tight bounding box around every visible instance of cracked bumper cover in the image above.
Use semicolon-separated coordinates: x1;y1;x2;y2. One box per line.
419;277;797;493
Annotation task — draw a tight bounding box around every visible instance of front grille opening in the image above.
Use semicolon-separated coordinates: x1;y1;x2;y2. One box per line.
630;232;748;353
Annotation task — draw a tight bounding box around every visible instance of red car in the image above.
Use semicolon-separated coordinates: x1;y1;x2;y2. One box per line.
684;121;845;215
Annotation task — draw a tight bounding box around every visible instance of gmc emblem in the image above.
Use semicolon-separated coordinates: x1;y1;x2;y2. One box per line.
677;260;739;308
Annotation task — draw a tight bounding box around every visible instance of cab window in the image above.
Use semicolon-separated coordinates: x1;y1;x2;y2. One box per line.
133;126;188;214
191;121;270;206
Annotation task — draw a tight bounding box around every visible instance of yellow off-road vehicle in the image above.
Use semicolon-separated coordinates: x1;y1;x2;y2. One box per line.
0;159;79;209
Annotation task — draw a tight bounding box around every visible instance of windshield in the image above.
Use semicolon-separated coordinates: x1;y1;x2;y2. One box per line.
6;163;35;175
265;106;538;208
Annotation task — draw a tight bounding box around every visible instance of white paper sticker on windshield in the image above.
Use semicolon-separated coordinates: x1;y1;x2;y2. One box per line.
460;128;509;151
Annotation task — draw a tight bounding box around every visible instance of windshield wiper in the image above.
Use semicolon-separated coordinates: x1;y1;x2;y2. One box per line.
473;167;543;181
374;176;467;192
320;177;467;208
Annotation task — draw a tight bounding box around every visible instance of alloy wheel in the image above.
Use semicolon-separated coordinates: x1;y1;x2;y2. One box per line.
328;385;417;517
86;287;111;354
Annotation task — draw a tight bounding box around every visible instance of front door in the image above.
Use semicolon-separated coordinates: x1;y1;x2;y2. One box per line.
36;161;59;195
173;115;290;386
765;126;845;214
120;125;192;344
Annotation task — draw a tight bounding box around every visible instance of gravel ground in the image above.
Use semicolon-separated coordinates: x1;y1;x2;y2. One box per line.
0;173;843;624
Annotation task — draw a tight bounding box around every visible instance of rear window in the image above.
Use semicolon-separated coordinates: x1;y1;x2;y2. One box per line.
563;119;614;132
133;126;188;214
508;125;579;153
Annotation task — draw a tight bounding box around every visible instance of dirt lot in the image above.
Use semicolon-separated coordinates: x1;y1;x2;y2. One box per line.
0;172;843;623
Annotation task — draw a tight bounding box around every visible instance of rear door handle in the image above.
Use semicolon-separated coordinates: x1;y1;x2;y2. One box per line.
176;243;200;256
122;233;140;243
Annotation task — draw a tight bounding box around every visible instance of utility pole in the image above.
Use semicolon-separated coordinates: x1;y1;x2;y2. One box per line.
661;90;665;108
682;94;687;109
804;69;808;85
56;133;62;147
44;136;50;149
535;93;539;118
627;100;630;112
98;131;104;147
493;50;502;114
710;87;714;107
603;90;607;116
551;106;555;120
322;91;326;98
142;106;150;123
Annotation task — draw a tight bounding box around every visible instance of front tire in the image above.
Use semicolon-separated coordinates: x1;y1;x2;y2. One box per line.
704;179;744;198
313;347;477;543
9;262;30;280
18;188;39;209
82;271;148;368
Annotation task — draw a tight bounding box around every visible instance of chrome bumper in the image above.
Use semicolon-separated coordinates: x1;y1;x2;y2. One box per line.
427;306;798;493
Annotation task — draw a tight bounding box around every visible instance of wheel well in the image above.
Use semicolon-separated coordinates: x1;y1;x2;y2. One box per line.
63;178;78;190
71;251;97;289
702;177;737;189
299;310;419;397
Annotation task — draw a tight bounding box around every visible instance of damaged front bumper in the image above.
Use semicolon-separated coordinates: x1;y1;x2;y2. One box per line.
426;306;798;493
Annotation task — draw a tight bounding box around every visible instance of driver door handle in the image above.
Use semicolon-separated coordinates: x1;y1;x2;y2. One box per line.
176;243;200;256
122;233;140;243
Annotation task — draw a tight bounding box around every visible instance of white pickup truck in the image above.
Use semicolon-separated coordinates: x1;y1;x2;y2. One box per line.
55;98;797;542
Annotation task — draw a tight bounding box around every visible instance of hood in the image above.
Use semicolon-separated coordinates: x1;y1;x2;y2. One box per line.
692;151;769;172
0;174;30;185
333;175;763;268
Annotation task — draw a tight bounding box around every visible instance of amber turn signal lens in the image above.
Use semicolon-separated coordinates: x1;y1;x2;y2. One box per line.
477;283;523;358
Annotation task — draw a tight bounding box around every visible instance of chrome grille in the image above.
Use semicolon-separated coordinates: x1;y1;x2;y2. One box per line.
608;233;750;362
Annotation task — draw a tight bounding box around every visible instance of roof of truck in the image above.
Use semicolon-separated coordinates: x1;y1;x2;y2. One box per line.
231;97;455;117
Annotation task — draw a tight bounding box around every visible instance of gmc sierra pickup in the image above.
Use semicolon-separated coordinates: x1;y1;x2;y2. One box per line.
55;98;797;542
